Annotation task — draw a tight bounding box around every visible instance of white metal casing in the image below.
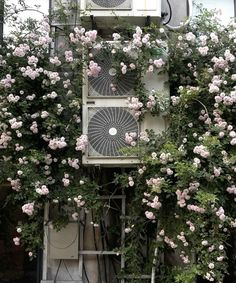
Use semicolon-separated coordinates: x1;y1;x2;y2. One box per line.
48;223;79;259
82;70;169;166
80;0;161;27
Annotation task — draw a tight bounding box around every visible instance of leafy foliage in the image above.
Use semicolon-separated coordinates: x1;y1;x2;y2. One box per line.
0;2;236;282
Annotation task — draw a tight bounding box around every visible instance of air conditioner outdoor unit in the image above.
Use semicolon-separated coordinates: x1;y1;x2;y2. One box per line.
82;43;169;166
80;0;161;27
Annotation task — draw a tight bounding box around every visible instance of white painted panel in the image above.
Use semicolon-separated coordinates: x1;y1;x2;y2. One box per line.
136;0;157;11
141;113;167;135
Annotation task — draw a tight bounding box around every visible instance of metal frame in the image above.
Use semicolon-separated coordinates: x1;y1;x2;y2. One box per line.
235;0;236;18
41;194;126;283
78;194;126;283
0;0;4;42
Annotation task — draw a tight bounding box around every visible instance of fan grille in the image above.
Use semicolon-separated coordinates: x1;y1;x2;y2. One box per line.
89;51;135;96
90;0;127;8
88;107;138;156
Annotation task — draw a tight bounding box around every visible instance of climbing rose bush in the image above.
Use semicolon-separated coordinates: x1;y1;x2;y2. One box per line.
115;10;236;282
0;17;102;255
1;3;236;282
0;7;167;259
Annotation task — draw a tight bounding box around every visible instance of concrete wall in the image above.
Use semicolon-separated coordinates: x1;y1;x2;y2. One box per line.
161;0;188;27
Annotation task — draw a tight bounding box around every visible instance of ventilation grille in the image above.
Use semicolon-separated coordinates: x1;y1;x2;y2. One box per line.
88;50;135;96
87;0;132;10
88;107;138;157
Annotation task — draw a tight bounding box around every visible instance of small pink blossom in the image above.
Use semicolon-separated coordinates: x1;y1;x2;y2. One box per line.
185;32;196;42
74;195;85;207
145;211;155;220
213;167;222;177
227;185;236;195
48;137;67;150
87;61;101;77
187;204;205;213
65;50;73;62
153;58;165;68
208;263;215;269
193;145;210;158
125;132;137;146
22;202;34;216
36;185;49;195
112;33;121;41
75;135;88;151
198;46;209;56
13;237;20;246
72;212;79;221
28;55;38;65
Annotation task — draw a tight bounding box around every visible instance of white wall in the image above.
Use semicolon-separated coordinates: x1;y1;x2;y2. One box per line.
161;0;235;28
4;0;49;35
193;0;235;24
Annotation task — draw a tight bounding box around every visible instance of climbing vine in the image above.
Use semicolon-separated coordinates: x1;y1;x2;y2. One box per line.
0;1;236;282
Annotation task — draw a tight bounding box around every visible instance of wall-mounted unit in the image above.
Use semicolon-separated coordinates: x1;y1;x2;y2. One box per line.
82;43;169;166
80;0;161;27
48;223;79;259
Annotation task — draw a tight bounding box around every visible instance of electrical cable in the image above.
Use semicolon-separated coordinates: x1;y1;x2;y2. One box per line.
83;262;90;283
91;209;103;283
54;259;62;283
164;0;193;30
98;180;115;188
45;184;122;282
100;217;108;283
104;187;120;217
162;0;172;25
44;227;79;250
102;196;124;281
101;217;119;281
62;260;74;281
82;213;91;283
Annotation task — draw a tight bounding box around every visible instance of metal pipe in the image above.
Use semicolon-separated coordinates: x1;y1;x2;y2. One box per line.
151;221;159;283
0;0;4;42
234;0;236;19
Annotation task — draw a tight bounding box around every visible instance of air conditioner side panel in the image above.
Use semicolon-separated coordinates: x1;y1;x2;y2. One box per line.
141;71;169;134
141;113;167;135
142;72;169;92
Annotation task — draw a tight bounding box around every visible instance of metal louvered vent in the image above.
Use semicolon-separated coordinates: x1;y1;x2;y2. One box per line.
89;0;131;9
88;107;138;156
92;0;126;7
89;51;135;96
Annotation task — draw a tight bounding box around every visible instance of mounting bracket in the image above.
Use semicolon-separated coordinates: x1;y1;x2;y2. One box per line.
90;15;97;30
145;16;151;27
